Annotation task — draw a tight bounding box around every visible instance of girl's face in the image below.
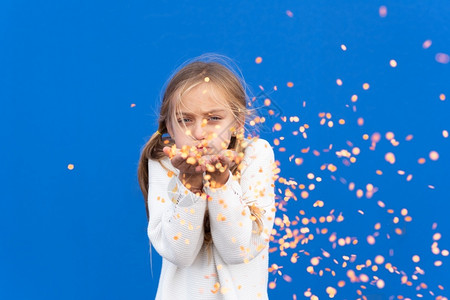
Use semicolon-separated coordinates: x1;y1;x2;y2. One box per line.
167;82;241;154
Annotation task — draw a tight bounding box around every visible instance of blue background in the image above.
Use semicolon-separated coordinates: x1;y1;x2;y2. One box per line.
1;1;449;299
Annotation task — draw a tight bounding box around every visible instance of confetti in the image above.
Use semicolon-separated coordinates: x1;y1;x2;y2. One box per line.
376;279;385;289
422;40;432;49
251;18;449;298
435;53;450;64
326;286;337;297
429;151;439;161
379;5;387;17
385;152;396;164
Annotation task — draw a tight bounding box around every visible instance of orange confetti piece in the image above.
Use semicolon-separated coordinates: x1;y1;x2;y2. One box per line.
186;157;197;165
375;255;385;264
423;39;432;49
379;5;387;17
255;56;263;64
326;286;337;297
385;132;394;140
433;233;441;241
385;152;396;164
429;151;439;161
216;213;226;222
376;279;385;289
67;164;74;170
435;53;450;64
326;164;337;172
310;257;320;266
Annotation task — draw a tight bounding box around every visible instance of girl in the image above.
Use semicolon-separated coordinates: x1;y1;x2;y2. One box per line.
137;53;277;299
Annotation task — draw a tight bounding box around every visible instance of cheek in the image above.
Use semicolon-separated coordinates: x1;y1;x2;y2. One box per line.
172;132;189;147
216;121;234;136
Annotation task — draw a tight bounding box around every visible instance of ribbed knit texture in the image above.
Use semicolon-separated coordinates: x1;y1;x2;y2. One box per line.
147;138;276;300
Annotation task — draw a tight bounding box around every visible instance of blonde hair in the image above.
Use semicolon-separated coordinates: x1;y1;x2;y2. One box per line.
137;53;264;249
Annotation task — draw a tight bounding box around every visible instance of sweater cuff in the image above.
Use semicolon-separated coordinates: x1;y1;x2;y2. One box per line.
167;175;203;207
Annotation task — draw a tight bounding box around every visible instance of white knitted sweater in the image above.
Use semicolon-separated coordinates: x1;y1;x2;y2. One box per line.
147;138;276;300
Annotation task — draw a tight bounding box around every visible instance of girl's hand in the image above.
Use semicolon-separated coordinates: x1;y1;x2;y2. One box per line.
204;150;238;188
163;145;207;193
163;146;207;174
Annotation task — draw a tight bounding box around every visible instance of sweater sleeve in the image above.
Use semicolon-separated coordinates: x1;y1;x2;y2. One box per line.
204;138;276;264
147;159;207;267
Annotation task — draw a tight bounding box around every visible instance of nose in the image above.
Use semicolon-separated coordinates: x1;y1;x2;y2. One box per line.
191;120;206;141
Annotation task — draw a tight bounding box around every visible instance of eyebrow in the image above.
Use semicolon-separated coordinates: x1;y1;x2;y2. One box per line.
177;109;227;116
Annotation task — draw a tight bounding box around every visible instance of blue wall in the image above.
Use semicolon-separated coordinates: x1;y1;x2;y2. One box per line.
1;1;449;299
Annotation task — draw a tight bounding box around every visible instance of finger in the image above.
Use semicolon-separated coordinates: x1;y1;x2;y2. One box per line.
198;156;208;167
163;146;171;157
220;149;236;160
171;154;186;167
164;146;180;159
218;154;231;165
209;155;219;164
